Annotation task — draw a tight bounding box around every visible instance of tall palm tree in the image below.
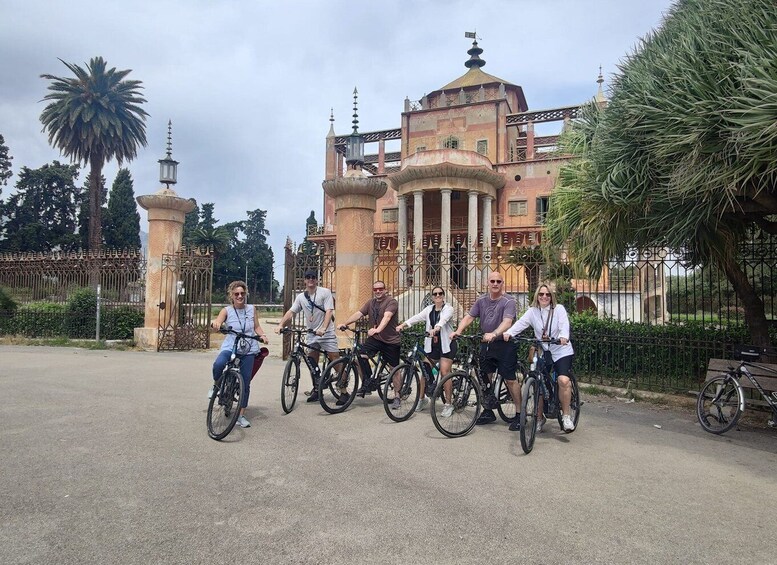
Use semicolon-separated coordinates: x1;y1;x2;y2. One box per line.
40;57;149;251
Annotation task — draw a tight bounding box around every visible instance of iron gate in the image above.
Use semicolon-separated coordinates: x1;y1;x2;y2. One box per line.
158;247;214;351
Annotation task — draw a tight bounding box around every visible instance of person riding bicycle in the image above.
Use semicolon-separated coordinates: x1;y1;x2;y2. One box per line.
396;285;457;414
339;280;401;403
450;271;520;429
209;280;269;429
503;283;575;432
275;270;339;403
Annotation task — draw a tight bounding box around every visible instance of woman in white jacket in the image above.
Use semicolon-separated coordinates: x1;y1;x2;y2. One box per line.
396;286;457;415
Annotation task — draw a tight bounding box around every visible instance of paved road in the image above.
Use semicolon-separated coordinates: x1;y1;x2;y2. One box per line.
1;344;775;565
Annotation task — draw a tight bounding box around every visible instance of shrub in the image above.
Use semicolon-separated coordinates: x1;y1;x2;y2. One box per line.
13;302;67;337
65;288;97;338
102;306;143;340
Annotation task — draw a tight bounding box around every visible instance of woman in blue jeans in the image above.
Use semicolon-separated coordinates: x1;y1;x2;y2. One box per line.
210;280;269;429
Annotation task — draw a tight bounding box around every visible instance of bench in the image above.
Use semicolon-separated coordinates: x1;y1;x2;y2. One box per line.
706;358;777;408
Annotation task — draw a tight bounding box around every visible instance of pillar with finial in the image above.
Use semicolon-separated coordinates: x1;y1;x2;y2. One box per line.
595;66;607;106
134;121;197;350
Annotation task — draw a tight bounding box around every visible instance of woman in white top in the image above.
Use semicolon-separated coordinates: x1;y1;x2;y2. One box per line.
396;286;457;414
504;283;576;432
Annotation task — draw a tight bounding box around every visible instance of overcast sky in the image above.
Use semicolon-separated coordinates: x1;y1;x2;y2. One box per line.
0;0;675;281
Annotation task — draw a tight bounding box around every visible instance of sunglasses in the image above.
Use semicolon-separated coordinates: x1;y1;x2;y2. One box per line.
233;291;245;296
432;291;445;297
489;279;503;284
538;292;551;297
373;287;385;291
304;275;317;280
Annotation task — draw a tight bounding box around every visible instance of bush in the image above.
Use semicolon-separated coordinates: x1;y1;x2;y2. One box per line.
12;302;67;337
65;288;97;338
0;288;18;334
102;306;143;340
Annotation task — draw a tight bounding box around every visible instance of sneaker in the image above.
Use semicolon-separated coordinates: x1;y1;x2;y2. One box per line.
537;415;547;433
440;404;454;418
508;414;522;431
307;390;319;403
390;397;401;410
335;392;350;406
475;410;496;425
207;383;218;399
357;378;374;396
237;415;251;428
483;392;498;410
415;398;429;412
561;414;575;432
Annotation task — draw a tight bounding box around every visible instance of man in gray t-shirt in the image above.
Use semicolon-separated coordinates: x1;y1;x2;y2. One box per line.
276;271;339;402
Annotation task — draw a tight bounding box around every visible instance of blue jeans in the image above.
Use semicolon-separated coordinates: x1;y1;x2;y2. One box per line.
212;350;255;409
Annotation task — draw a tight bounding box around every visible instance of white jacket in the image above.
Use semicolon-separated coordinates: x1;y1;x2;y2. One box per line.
505;304;574;361
402;303;455;354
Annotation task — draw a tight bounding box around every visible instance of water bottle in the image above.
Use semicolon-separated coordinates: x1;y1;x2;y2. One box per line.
530;352;538;372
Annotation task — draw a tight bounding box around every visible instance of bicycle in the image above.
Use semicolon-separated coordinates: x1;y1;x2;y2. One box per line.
318;326;391;414
430;334;524;438
515;336;581;454
381;331;439;422
206;326;262;441
278;327;331;414
696;349;777;434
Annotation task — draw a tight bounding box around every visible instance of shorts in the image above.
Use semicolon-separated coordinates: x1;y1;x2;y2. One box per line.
479;339;518;381
307;332;340;354
362;336;401;368
429;338;457;361
553;354;574;378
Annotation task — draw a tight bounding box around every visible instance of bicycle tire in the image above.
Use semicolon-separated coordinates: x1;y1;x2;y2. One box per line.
557;374;581;433
280;356;300;414
207;367;244;440
430;370;482;438
375;359;390;401
383;363;420;422
697;375;744;434
520;376;538;454
496;376;516;423
319;357;359;414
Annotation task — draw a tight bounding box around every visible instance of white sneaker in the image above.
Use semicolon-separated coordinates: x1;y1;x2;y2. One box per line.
237;415;251;428
537;415;547;433
440;404;454;418
415;398;429;412
561;414;575;432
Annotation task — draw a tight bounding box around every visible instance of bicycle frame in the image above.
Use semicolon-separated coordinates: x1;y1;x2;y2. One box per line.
285;328;330;375
737;359;777;414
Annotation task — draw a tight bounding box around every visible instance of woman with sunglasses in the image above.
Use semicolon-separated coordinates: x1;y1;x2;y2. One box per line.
396;286;457;414
209;281;269;429
503;283;575;432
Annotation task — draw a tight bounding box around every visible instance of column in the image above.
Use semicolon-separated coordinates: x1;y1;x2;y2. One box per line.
440;189;452;288
467;191;479;290
481;195;493;286
397;195;407;286
413;190;424;287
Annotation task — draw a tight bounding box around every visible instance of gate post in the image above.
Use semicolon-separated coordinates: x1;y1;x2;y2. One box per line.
134;186;196;350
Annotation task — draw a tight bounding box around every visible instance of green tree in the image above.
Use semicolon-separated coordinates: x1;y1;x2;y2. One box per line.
76;173;107;250
244;208;274;302
104;168;141;250
546;0;777;346
198;202;217;231
0;133;12;197
40;56;149;251
0;161;81;252
182;199;199;247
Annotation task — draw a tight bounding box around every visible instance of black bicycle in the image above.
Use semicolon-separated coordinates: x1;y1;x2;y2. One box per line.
318;326;391;414
515;336;581;454
206;327;262;440
278;327;331;414
382;331;439;422
430;334;523;438
696;349;777;434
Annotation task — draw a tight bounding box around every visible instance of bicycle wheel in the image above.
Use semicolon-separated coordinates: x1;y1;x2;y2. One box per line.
207;368;244;440
319;357;359;414
280;356;300;414
496;376;516;423
375;359;391;401
383;363;420;422
560;374;581;433
431;371;482;438
697;375;744;434
520;376;539;454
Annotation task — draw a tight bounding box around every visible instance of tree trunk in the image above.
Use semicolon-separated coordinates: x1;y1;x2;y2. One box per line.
88;155;103;252
719;253;771;348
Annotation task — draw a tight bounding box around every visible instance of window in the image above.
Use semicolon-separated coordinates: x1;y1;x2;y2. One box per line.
416;146;426;153
476;139;488;156
508;200;528;216
442;136;459;150
536;196;550;225
382;208;398;223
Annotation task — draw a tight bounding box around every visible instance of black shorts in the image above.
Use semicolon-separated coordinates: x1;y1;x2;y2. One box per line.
362;336;401;368
479;339;518;381
429;338;457;361
553;354;574;378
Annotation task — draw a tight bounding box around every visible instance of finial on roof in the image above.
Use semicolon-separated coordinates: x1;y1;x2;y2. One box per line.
327;108;335;137
351;87;359;134
595;66;606;104
165;120;173;158
465;35;485;69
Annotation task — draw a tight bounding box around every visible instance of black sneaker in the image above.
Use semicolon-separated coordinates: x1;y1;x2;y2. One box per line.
508;415;521;431
483;393;498;410
475;410;497;425
307;390;319;403
335;392;350;406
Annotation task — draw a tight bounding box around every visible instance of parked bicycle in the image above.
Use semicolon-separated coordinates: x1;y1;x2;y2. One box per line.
278;327;331;414
318;326;391;414
430;334;524;438
382;331;439;422
206;327;262;440
514;336;581;454
696;349;777;434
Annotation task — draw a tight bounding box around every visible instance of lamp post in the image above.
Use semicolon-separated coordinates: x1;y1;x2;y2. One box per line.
345;87;364;169
158;120;178;187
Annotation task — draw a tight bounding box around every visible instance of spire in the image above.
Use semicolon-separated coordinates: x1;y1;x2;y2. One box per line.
465;39;486;69
595;66;606;104
327;107;335;137
165;120;173;159
351;87;360;134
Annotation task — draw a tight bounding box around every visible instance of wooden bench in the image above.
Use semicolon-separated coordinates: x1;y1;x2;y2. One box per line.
706;358;777;407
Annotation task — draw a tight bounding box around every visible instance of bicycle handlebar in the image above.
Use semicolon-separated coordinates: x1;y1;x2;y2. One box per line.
219;325;264;341
508;335;562;346
278;327;315;335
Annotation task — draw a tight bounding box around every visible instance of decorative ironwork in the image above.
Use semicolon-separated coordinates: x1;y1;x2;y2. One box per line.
334;128;402;146
506;105;579;125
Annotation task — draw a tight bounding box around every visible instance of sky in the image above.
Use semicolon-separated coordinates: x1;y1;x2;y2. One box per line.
0;0;676;283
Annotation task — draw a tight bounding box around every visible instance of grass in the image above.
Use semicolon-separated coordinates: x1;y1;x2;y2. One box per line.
0;335;131;350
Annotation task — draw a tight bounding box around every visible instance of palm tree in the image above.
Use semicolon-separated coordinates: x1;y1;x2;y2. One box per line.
40;56;149;251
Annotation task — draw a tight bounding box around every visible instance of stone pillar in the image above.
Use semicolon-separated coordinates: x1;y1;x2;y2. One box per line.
397;195;408;286
134;187;196;350
467;190;479;290
323;171;387;345
413;190;424;287
482;195;493;286
440;189;452;287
